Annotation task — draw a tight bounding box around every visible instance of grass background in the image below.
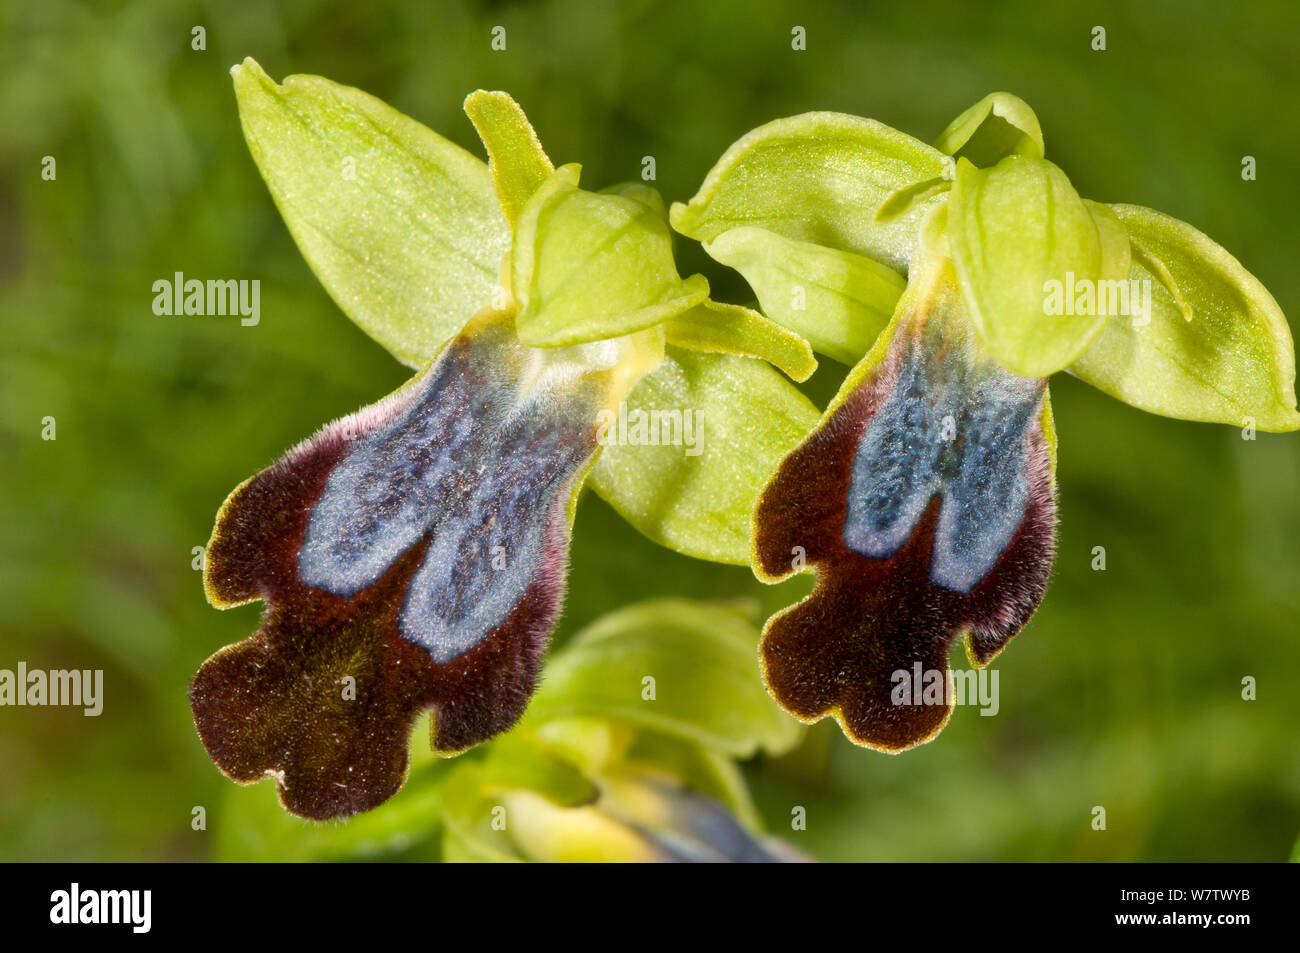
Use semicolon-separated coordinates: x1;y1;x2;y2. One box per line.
2;0;1298;861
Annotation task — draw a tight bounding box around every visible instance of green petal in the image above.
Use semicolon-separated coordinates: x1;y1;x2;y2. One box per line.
663;299;817;381
948;156;1130;377
670;111;949;272
512;165;710;347
703;226;906;365
587;345;820;565
526;598;804;757
935;91;1045;165
463;90;554;230
230;58;509;367
1070;204;1300;431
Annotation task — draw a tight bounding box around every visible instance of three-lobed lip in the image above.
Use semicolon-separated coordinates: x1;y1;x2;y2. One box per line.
752;248;1057;751
191;312;619;819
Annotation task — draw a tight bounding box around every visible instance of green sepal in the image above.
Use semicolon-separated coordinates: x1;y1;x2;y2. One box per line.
671;111;949;272
439;762;524;862
1070;204;1300;431
477;731;599;807
230;58;509;367
587;345;820;565
619;729;762;829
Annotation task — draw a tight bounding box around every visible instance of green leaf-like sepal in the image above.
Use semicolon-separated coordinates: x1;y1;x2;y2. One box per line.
477;731;598;807
588;346;820;565
671;111;949;272
1070;204;1300;431
231;58;509;366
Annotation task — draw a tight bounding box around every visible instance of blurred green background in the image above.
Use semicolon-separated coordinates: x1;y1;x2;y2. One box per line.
2;0;1298;861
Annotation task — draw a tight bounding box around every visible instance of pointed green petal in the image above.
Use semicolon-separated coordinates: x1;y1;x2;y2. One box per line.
663;300;817;381
935;91;1044;165
671;111;949;272
1071;204;1300;431
588;346;819;565
512;165;709;347
948;156;1130;377
464;90;554;229
703;226;906;365
231;58;508;367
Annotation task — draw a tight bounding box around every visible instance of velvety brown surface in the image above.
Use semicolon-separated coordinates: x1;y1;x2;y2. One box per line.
190;328;588;819
753;315;1057;751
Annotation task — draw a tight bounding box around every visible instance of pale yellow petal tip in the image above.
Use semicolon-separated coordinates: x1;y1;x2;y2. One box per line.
462;89;494;113
464;88;512;107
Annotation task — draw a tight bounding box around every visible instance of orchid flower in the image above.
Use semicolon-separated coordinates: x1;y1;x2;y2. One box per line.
190;60;819;819
672;93;1299;752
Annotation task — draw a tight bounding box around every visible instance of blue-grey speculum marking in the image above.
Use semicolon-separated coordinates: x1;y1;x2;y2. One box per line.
843;321;1044;593
298;335;597;664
